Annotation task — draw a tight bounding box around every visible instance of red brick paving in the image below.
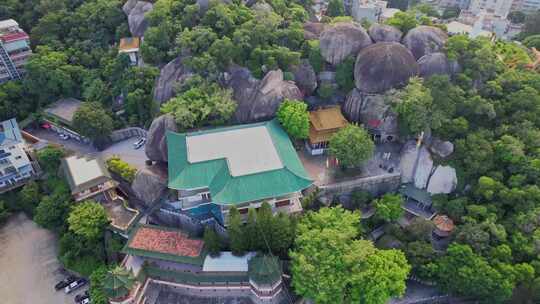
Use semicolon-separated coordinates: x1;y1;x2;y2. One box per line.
129;227;204;257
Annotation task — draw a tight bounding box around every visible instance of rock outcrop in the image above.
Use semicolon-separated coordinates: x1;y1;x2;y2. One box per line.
153;57;192;105
427;165;457;194
292;59;318;95
319;22;372;65
251;1;273;13
418;52;450;78
131;168;168;205
368;24;402;43
343;89;398;137
430;138;454;158
227;68;303;123
145;114;178;163
402;26;448;60
354;42;418;94
304;22;327;40
123;0;153;37
400;141;433;189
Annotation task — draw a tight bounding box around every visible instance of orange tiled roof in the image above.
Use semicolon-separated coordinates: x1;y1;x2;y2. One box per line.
119;37;140;52
308;106;348;144
129;226;204;257
433;215;454;232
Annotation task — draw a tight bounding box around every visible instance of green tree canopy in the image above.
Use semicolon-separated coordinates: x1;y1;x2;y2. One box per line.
72;102;114;141
102;266;135;299
290;207;410;304
276;99;310;139
386;11;419;33
326;0;345;17
67;200;109;240
329;124;374;168
374;194;404;222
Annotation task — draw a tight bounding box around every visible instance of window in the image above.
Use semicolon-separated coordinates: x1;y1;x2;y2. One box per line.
275;200;291;208
238;208;249;214
201;192;212;201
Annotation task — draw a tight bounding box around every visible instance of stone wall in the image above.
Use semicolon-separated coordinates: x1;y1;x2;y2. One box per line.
317;172;401;198
109;127;147;143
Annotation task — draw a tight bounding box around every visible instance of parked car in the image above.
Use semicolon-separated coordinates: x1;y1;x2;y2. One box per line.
59;133;70;140
79;298;91;304
133;137;146;149
75;291;89;303
64;278;88;294
54;276;78;291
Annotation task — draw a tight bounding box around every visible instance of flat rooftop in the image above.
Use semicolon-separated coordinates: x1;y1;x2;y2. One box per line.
44;98;82;125
186;126;283;177
128;226;204;258
64;155;106;186
203;252;256;272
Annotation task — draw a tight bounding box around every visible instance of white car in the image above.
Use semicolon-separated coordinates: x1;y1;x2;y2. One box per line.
133;137;146;149
59;133;70;140
64;278;87;294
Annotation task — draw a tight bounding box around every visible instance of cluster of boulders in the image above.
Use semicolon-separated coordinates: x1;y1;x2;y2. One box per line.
122;0;153;37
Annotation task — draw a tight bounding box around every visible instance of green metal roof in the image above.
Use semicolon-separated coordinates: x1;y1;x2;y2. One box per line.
399;183;432;206
167;120;313;205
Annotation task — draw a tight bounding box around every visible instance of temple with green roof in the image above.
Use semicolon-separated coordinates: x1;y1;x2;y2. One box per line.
165;119;313;226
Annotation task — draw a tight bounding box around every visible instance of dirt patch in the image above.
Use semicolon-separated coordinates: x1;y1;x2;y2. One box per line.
0;213;85;304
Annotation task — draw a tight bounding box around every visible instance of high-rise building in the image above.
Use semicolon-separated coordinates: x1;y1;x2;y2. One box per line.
468;0;513;18
0;19;32;84
518;0;540;14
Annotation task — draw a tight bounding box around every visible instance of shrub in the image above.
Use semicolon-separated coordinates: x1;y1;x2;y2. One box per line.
106;156;137;182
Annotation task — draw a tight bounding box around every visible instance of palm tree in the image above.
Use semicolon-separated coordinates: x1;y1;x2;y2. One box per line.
102;266;135;300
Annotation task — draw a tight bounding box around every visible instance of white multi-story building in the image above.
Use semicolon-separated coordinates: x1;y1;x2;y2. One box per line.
0;119;36;193
351;0;388;23
468;0;513;18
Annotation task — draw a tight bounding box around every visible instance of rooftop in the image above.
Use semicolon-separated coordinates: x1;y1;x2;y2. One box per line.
0;118;23;146
187;126;283;177
62;155;112;194
124;225;206;265
43;98;83;126
118;37;140;52
167;120;312;205
309;106;348;144
433;215;454;232
202;252;256;273
0;19;19;32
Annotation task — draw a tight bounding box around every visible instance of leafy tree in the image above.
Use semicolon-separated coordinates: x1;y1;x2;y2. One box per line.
508;11;526;24
414;4;439;17
329;124;374;168
350;190;373;210
276;99;309;139
290;207;410;304
524;34;540;50
16;181;42;215
228;206;245;255
72;102;114;141
307;40;324;73
106;157;137;183
523;11;540;37
161;79;237;130
335;56;355;92
425;244;515;303
140;23;174;65
34;194;70;233
89;265;109;304
204;227;222;256
327;0;345;17
386;11;418;33
390;77;435;135
0;200;11;225
67;200;109;240
374;194;404;222
37;145;65;176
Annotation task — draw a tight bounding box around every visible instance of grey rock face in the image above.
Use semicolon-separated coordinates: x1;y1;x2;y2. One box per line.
292;59;318;95
343;89;398;136
354;42;418;94
304;22;327;40
368;24;402;43
418;52;450;78
145;114;178;163
153;57;192;105
125;1;153;37
228;68;303;123
402;26;448;60
427;165;457;194
251;1;274;13
400;141;433;189
429;138;454;158
131;168;168;205
319;22;372;65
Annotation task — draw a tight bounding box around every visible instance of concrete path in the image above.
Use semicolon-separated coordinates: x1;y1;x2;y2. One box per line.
0;213;85;304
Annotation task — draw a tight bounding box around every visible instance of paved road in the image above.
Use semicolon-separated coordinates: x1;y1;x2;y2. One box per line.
0;213;87;304
30;128;148;170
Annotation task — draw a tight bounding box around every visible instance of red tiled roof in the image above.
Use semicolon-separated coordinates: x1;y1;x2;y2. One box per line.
129;226;204;257
1;32;28;43
368;119;382;128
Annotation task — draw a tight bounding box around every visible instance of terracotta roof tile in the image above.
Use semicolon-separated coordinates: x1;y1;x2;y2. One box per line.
129;227;204;257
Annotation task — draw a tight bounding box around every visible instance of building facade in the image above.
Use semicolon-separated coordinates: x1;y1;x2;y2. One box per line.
0;19;32;83
468;0;513;17
306;106;348;155
351;0;388;23
164;120;313;228
0;119;37;193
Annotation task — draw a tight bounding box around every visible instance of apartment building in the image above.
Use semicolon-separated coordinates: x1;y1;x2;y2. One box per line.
0;119;37;193
0;19;32;83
